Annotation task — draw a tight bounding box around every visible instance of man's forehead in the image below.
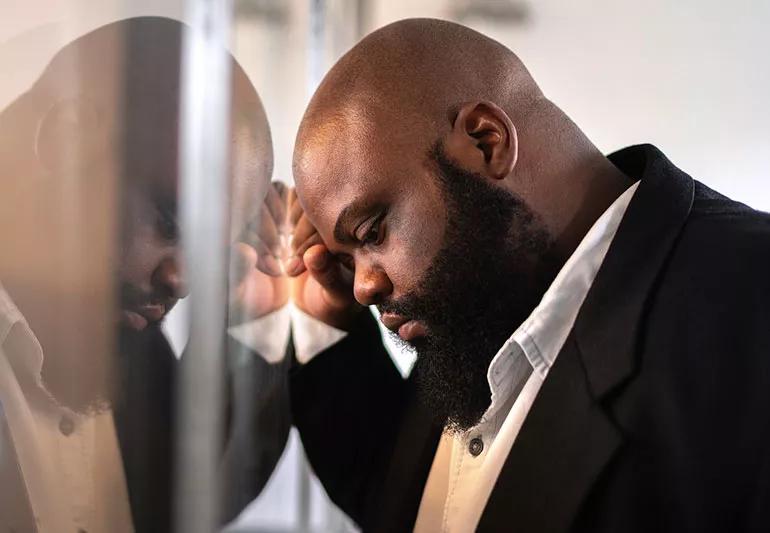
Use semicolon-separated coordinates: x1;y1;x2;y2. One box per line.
297;161;356;227
295;124;365;201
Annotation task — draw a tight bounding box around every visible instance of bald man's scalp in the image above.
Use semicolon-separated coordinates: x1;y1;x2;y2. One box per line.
296;17;545;164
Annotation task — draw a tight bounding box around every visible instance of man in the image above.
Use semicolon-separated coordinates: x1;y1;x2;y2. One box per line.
288;18;770;532
0;17;286;531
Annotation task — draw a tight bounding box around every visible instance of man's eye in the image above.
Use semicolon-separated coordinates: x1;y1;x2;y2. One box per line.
362;223;380;245
156;206;179;241
359;213;386;246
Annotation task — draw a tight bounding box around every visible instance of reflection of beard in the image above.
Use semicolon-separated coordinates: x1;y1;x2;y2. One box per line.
114;322;171;410
379;142;559;433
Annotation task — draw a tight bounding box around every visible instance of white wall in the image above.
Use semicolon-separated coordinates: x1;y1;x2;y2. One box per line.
365;0;770;211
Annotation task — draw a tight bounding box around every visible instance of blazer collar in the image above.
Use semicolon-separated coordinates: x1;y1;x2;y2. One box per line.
477;144;695;532
574;144;695;398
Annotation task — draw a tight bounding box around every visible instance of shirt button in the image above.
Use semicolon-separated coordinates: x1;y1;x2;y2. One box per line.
469;437;484;457
59;416;75;436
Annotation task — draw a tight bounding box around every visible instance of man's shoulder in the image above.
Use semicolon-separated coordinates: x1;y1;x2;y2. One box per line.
639;180;770;383
670;180;770;277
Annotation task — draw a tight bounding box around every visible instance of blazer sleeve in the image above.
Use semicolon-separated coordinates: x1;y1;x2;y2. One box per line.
289;309;413;527
218;334;293;524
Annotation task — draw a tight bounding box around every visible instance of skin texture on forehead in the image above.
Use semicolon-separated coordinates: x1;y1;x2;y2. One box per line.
293;18;545;235
297;17;542;133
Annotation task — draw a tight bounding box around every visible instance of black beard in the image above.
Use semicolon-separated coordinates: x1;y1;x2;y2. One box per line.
379;142;559;433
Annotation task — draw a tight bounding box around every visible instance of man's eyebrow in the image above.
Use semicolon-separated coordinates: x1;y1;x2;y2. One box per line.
333;203;364;244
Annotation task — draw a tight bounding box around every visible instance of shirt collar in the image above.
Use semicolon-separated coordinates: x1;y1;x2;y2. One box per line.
0;281;46;382
0;281;23;343
484;181;641;420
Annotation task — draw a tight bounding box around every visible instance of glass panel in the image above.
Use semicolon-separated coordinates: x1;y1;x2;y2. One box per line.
2;2;768;533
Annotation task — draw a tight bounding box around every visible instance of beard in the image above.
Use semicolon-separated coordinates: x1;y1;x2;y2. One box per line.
378;141;559;433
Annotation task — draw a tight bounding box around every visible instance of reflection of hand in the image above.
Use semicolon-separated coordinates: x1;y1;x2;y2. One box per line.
229;182;290;324
287;189;364;330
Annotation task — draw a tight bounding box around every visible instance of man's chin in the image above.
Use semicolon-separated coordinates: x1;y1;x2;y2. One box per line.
119;309;168;332
121;309;150;331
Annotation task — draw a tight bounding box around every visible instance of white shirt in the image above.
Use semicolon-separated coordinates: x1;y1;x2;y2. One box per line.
228;302;347;365
0;283;134;533
414;181;640;533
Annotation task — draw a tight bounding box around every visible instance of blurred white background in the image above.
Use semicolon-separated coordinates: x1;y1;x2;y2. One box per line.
2;0;768;531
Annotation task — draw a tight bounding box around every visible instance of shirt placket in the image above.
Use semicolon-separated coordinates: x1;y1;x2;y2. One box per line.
56;410;95;533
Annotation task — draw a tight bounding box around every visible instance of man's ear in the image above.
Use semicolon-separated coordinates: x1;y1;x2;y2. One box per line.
444;101;517;180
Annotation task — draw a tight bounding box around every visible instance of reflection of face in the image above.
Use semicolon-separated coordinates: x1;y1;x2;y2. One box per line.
1;17;272;413
118;181;187;332
116;103;269;334
299;138;557;431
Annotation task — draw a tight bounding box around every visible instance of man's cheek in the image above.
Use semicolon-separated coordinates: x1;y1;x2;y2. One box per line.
386;248;429;298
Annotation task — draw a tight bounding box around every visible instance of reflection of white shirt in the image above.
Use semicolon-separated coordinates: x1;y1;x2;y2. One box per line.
0;283;133;533
415;181;640;533
228;303;347;365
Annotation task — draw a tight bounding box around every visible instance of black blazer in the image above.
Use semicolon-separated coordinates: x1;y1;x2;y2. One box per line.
291;144;770;532
114;329;292;531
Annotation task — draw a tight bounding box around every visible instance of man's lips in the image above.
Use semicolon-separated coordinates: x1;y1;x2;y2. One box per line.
121;302;170;331
380;312;427;342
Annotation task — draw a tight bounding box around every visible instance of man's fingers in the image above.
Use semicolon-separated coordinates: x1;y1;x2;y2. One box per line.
265;181;289;230
256;253;284;277
253;206;282;255
304;244;354;304
230;242;257;284
289;189;304;226
240;238;283;277
287;232;324;276
292;215;319;253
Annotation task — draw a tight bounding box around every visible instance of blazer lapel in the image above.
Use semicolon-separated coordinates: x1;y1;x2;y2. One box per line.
478;144;695;532
477;335;622;533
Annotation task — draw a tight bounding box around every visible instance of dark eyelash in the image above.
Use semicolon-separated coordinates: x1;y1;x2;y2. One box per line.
361;212;385;246
157;205;179;241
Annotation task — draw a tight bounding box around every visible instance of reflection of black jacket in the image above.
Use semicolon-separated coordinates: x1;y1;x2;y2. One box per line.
114;330;292;532
291;145;770;532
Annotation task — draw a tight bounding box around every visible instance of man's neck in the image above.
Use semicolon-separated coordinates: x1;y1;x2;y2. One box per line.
552;154;633;263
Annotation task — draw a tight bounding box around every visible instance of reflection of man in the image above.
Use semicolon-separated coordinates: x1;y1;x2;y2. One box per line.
0;17;280;532
288;19;770;532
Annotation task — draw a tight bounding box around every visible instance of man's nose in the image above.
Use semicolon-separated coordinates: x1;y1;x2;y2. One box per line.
353;261;392;306
152;254;189;300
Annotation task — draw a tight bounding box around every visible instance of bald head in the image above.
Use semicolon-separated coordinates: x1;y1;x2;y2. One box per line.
294;18;625;255
293;19;572;228
297;19;544;167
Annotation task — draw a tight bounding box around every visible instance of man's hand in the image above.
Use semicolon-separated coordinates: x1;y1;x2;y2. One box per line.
229;182;291;324
286;189;364;330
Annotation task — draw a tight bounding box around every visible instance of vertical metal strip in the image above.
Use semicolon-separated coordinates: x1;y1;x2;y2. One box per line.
308;0;326;96
174;1;233;532
295;0;327;528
